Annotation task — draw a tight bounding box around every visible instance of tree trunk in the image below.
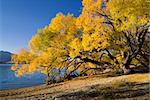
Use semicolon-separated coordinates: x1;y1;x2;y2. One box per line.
122;55;132;74
122;65;131;74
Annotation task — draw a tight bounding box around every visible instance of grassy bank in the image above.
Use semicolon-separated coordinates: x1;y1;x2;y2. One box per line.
0;73;150;100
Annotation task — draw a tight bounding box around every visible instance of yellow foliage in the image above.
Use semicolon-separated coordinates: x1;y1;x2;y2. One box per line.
87;62;95;68
11;65;18;71
16;69;24;77
29;35;41;53
49;13;77;35
107;0;149;30
69;38;83;58
116;54;123;64
11;0;149;77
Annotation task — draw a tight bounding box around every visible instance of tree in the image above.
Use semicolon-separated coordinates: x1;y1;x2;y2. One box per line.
12;0;149;82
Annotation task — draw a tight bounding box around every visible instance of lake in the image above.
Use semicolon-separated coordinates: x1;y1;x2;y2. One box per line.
0;64;46;90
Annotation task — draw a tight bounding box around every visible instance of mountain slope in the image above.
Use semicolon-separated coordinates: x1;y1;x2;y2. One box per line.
0;51;12;63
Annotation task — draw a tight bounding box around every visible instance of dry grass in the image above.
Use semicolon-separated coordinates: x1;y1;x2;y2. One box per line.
0;73;150;100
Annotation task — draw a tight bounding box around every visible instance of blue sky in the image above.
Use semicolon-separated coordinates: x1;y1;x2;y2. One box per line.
0;0;82;53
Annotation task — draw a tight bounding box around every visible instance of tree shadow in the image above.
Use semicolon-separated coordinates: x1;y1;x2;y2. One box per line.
56;82;150;99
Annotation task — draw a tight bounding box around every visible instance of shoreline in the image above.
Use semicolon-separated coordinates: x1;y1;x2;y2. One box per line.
0;73;150;99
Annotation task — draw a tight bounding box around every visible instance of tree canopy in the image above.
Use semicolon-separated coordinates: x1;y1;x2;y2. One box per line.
12;0;150;83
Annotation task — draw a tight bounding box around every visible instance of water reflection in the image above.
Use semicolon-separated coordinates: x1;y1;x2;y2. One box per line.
0;64;46;90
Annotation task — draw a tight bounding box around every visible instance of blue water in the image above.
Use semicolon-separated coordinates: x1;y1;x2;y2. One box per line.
0;64;46;90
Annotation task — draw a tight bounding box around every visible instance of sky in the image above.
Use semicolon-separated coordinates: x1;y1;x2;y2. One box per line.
0;0;82;53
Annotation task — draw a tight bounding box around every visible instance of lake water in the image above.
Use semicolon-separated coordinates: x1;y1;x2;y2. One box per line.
0;64;46;90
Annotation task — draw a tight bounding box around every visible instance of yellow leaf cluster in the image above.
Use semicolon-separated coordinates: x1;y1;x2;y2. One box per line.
69;38;83;58
107;0;149;30
49;13;77;35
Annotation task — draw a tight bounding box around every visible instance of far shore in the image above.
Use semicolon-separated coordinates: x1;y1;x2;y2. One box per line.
0;62;14;64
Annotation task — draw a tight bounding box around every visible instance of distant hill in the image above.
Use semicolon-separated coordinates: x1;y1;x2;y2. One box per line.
0;51;12;63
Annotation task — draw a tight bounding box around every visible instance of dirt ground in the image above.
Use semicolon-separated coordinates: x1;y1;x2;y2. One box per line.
0;73;150;100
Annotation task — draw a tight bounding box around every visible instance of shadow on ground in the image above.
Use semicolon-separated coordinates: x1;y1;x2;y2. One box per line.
57;82;150;100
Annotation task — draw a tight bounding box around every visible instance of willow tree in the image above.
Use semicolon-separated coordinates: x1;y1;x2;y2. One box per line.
12;0;149;82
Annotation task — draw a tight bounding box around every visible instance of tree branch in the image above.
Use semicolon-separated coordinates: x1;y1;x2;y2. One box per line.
131;29;148;59
122;31;134;53
104;48;119;64
65;62;82;79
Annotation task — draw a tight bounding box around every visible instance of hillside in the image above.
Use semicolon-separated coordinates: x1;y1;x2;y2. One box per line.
0;73;149;100
0;51;12;63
